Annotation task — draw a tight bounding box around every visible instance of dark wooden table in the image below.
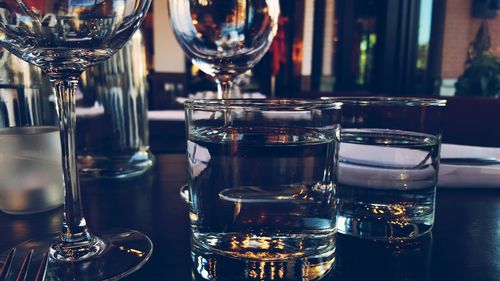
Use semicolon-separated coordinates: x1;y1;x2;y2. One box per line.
0;153;499;281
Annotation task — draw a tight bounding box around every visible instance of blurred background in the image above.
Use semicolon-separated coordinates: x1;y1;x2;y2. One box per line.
142;0;499;109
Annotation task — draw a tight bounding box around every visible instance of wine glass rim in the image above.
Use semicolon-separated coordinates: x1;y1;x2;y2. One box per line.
184;98;343;110
320;96;447;107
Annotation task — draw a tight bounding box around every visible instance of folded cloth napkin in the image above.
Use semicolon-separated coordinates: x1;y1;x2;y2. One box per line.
148;110;185;121
439;144;500;188
338;143;437;191
175;92;267;104
75;102;105;117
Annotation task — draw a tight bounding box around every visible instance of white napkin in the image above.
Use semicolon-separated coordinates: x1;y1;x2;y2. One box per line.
175;92;267;104
148;110;185;121
75;102;105;117
439;144;500;188
338;143;436;190
339;143;500;189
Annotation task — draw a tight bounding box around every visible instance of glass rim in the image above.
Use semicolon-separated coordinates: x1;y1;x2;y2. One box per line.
320;96;447;107
184;98;343;111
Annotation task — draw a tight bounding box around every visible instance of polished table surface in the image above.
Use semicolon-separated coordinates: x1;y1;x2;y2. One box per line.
0;153;499;281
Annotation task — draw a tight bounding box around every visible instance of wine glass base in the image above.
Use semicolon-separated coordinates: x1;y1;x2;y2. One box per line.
0;229;152;281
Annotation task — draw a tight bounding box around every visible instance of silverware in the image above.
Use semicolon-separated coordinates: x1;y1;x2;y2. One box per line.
0;249;14;281
441;157;500;166
0;249;48;281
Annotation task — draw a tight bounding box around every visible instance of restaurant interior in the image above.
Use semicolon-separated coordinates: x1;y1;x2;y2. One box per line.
0;0;498;281
146;0;500;153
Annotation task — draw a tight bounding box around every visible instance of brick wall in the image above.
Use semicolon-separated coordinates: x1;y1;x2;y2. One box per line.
441;0;500;79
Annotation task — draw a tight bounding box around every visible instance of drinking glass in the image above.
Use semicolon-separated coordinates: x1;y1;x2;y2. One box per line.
168;0;280;98
77;30;154;179
324;97;446;240
0;0;153;279
184;99;342;280
0;47;63;215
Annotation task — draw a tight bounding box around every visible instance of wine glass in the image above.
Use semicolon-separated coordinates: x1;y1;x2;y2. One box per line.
168;0;280;98
0;0;152;279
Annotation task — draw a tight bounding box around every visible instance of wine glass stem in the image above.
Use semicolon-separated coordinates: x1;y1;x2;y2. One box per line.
216;79;234;99
50;74;92;244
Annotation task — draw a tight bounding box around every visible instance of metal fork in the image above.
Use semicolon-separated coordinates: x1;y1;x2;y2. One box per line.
0;249;48;281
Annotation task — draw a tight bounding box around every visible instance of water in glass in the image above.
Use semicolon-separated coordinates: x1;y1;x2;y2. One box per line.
337;129;439;240
188;125;337;280
76;31;153;178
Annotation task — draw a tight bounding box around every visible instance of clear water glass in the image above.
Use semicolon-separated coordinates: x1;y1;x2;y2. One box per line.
168;0;280;98
185;99;342;280
77;31;154;178
325;97;446;240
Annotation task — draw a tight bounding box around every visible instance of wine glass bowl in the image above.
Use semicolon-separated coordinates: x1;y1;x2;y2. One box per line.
0;0;150;73
168;0;280;97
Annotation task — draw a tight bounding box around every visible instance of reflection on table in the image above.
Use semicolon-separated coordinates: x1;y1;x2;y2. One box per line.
0;154;499;281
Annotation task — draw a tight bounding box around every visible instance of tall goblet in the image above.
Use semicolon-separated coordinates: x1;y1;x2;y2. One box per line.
0;0;152;279
168;0;280;98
